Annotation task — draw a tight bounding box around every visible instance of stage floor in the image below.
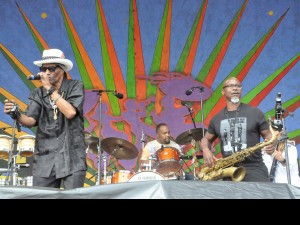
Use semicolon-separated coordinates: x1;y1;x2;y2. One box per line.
0;180;299;199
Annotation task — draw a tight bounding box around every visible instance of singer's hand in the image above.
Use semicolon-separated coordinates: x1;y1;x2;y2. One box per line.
39;72;52;90
3;99;16;115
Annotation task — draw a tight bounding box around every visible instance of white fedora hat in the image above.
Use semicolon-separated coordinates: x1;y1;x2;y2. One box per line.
33;49;73;71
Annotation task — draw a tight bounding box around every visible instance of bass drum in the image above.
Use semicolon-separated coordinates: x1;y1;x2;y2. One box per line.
128;171;165;182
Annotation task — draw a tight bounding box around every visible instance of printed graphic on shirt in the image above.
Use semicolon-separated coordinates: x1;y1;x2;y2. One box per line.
221;117;247;157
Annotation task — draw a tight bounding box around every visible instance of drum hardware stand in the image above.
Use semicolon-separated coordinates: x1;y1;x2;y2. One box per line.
139;129;146;171
92;89;123;185
103;155;107;184
179;154;200;180
5;120;20;186
143;155;155;171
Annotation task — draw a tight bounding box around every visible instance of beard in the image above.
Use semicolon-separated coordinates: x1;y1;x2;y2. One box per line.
230;97;240;104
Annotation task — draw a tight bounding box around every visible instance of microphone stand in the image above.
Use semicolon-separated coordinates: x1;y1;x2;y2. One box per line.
184;87;205;180
93;90;104;185
280;113;291;185
140;130;147;171
194;87;205;179
188;108;196;129
269;141;280;182
92;89;122;185
197;87;205;139
5;120;19;186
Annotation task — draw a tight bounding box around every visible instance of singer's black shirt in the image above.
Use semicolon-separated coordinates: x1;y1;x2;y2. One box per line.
25;77;87;178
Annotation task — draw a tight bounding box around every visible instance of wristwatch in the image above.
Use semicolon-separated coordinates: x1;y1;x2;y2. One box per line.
280;159;286;164
46;86;55;96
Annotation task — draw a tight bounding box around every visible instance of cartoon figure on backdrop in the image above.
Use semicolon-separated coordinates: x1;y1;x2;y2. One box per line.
83;71;213;175
138;72;212;136
3;49;87;189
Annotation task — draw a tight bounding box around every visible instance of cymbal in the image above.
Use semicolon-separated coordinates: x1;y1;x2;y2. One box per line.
84;132;99;155
101;137;138;160
175;128;206;145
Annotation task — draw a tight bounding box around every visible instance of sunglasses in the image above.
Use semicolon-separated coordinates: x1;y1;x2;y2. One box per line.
223;84;242;89
39;65;61;72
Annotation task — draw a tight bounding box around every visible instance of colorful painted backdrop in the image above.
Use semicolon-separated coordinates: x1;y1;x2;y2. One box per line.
0;0;299;186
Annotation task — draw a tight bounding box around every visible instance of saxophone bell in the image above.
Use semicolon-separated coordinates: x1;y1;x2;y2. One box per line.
223;166;246;182
198;166;246;181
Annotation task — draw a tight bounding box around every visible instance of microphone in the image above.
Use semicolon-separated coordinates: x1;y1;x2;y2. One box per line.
185;86;205;95
185;88;193;95
92;89;123;99
114;92;123;99
16;121;22;132
27;74;41;80
181;101;193;112
274;92;282;126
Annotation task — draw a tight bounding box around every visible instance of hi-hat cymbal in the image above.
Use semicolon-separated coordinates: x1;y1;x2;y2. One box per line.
84;132;99;145
175;128;206;145
101;137;138;160
84;132;99;155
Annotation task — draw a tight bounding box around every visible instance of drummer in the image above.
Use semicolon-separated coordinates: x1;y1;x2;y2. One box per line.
141;123;190;180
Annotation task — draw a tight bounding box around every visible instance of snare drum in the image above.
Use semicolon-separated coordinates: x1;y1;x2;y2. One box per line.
17;135;35;157
0;135;12;159
156;147;181;176
128;171;165;182
111;170;133;184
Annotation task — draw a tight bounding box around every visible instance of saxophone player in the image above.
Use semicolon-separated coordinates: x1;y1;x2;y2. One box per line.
199;77;275;182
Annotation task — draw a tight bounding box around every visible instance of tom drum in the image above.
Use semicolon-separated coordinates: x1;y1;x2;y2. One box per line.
111;170;133;184
156;147;181;176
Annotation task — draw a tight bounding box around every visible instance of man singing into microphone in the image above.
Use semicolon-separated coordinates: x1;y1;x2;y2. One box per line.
3;48;87;189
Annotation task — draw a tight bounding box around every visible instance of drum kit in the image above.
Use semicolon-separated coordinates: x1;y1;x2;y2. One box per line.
0;134;34;186
84;133;139;184
84;127;205;185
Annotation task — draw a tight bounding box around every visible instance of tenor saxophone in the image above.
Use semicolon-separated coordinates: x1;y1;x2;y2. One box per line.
197;121;279;181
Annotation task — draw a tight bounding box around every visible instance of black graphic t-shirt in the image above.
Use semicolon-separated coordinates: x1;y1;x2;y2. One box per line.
208;103;269;163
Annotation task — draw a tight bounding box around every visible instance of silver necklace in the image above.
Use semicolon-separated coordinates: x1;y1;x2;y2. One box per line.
49;92;64;120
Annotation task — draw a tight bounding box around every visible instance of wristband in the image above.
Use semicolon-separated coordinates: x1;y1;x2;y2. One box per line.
10;103;21;120
280;159;286;164
53;95;62;104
